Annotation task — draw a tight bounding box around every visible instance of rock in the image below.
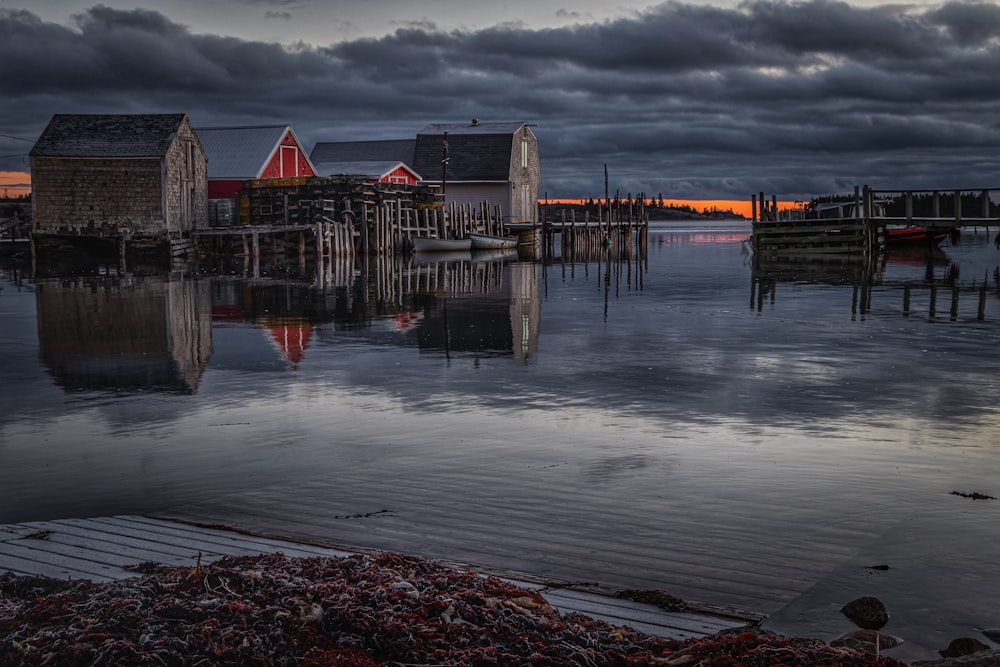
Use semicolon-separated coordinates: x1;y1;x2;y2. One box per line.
841;596;889;631
831;629;904;654
832;635;877;653
941;638;993;659
614;588;691;612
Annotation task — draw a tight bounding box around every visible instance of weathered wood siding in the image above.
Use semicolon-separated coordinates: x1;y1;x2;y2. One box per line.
31;157;165;237
509;125;540;223
163;120;209;234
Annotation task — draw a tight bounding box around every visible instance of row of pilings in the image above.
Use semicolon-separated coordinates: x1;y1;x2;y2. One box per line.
538;196;650;261
194;179;650;267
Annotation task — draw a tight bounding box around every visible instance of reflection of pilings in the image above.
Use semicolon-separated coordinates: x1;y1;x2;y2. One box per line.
545;239;647;296
899;281;996;320
315;250;359;291
754;268;994;320
405;256;514;298
850;283;873;316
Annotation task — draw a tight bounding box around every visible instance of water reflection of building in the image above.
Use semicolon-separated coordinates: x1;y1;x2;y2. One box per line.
510;262;540;362
412;255;541;360
203;254;542;366
36;276;212;393
262;319;313;370
211;280;325;370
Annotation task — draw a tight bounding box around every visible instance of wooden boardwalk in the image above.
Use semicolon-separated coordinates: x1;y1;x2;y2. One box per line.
0;515;749;641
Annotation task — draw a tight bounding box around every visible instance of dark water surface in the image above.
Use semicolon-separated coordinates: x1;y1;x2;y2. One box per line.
3;221;1000;660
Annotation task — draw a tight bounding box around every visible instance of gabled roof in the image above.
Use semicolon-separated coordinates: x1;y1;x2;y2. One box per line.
418;121;528;136
196;125;314;179
309;139;416;165
413;120;530;183
313;160;421;181
30;114;189;158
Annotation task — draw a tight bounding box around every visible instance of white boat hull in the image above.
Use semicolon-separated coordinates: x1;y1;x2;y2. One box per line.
469;232;518;250
411;236;472;253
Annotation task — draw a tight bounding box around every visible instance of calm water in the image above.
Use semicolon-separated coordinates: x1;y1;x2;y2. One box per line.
3;221;1000;659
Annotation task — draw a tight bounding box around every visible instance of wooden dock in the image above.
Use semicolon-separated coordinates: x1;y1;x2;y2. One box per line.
751;185;1000;257
0;515;750;641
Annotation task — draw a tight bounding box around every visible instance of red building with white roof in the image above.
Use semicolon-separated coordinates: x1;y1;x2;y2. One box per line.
196;125;316;199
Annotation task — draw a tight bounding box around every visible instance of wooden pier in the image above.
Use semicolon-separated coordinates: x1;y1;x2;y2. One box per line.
0;515;750;641
751;185;1000;257
194;177;509;261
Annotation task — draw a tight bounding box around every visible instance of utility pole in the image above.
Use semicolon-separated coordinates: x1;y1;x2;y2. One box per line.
441;132;449;196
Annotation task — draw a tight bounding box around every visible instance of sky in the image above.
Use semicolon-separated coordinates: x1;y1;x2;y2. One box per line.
3;0;1000;201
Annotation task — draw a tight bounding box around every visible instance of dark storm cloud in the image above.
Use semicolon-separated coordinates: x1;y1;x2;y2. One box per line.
3;1;1000;199
234;0;310;6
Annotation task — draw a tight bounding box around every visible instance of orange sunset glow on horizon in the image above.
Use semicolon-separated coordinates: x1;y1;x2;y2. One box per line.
542;198;798;219
0;171;31;197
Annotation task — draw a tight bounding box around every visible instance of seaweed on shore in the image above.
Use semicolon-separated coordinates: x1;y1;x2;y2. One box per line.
0;552;908;666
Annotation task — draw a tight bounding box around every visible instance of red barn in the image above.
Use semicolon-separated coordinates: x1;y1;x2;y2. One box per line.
196;125;316;199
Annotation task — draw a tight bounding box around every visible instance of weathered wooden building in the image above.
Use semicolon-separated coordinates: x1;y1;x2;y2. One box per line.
309;139;420;185
29;114;208;251
196;125;316;200
412;120;541;223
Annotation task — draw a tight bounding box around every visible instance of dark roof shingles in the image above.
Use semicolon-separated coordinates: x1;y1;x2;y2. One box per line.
413;130;518;182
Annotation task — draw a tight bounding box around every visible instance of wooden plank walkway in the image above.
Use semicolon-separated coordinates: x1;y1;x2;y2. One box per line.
152;476;882;617
0;515;750;641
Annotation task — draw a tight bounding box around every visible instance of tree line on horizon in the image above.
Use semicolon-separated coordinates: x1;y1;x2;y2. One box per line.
543;192;743;219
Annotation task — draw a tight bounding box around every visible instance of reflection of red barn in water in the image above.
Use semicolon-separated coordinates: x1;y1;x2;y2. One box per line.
262;318;313;370
210;282;315;370
210;304;314;370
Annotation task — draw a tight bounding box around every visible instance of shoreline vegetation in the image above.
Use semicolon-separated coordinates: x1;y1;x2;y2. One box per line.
1;551;914;667
541;198;747;222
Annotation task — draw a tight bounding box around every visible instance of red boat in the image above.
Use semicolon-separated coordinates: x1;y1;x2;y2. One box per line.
886;226;949;246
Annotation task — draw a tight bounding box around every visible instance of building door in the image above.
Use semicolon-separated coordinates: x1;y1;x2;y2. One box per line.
281;146;298;177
